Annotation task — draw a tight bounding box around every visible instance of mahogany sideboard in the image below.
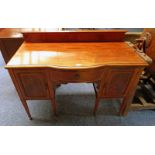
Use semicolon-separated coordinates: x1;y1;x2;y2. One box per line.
5;31;148;119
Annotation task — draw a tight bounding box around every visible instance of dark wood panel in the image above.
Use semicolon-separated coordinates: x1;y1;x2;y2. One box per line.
102;68;134;98
22;31;127;42
13;69;49;99
0;38;23;63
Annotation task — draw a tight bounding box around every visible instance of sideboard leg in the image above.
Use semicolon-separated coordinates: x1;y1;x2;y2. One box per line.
93;97;101;115
119;95;132;116
119;69;143;116
21;99;32;120
51;98;57;116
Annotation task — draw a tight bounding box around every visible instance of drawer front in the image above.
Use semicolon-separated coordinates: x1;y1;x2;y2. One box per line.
51;69;104;82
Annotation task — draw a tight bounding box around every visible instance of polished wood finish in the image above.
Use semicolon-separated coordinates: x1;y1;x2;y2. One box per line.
22;30;127;42
0;28;60;38
0;29;33;63
93;67;144;115
0;28;137;63
0;38;24;63
101;68;134;98
5;31;148;119
6;42;146;68
8;69;33;119
0;28;59;63
51;69;104;83
119;68;144;115
13;69;50;99
8;68;56;119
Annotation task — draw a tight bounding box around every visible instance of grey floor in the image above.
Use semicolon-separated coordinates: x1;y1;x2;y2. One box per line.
1;52;155;126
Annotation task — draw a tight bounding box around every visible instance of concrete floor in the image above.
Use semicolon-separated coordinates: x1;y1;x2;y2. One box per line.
1;47;155;126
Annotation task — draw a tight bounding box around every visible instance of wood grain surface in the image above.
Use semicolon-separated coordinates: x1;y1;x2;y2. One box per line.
6;42;148;69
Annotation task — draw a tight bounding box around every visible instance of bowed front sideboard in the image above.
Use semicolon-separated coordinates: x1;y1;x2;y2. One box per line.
5;31;148;119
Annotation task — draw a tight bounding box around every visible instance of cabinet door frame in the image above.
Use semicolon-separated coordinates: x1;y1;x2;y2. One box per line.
12;68;50;100
101;67;136;98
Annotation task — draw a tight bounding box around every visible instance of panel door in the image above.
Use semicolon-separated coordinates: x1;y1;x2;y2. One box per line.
102;68;134;98
14;69;49;99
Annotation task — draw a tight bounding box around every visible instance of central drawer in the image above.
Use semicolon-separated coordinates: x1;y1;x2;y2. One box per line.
50;69;104;83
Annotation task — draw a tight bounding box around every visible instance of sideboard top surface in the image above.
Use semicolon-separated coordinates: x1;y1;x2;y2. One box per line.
6;42;148;69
